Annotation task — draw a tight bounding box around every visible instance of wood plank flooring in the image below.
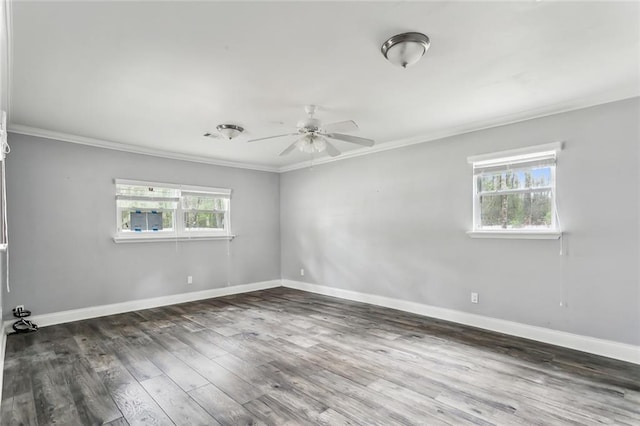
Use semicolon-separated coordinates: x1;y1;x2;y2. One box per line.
2;287;639;425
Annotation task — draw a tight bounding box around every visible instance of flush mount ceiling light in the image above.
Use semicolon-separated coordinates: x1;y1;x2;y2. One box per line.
215;124;244;140
381;32;430;69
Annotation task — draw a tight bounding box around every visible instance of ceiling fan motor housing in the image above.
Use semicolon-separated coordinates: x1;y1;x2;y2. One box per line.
297;117;321;133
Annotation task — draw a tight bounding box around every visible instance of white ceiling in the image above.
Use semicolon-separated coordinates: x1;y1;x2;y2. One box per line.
7;1;640;171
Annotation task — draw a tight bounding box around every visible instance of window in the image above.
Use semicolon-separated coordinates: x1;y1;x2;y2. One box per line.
467;143;562;239
115;179;231;242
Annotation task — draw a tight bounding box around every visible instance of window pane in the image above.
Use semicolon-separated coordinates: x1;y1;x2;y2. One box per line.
117;199;178;210
478;167;552;192
184;212;225;230
121;210;174;231
480;190;552;229
182;195;228;211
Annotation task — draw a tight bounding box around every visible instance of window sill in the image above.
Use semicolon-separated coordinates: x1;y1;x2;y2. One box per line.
113;234;236;244
466;231;562;240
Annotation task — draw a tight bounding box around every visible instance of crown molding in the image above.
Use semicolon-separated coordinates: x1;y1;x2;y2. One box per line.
8;124;280;173
1;0;637;174
278;94;639;173
7;94;638;175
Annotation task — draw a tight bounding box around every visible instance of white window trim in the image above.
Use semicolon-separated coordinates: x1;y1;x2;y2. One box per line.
113;234;236;244
466;230;562;240
113;179;233;243
467;142;563;240
466;142;563;165
115;178;231;195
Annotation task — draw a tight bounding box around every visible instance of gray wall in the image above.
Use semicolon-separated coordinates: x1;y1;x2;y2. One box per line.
3;99;638;346
281;98;640;346
3;134;280;318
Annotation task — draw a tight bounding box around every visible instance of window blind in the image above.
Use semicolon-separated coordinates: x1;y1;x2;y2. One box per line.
472;151;556;175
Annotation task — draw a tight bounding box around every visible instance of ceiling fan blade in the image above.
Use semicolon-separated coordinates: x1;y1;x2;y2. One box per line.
325;133;375;147
323;120;358;134
324;140;341;157
279;140;298;156
247;133;296;143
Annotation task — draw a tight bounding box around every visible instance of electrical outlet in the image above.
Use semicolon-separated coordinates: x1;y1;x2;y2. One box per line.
300;268;305;277
15;304;24;312
471;292;479;304
187;275;193;284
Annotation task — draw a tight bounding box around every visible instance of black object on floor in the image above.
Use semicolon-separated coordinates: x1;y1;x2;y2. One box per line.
11;306;38;334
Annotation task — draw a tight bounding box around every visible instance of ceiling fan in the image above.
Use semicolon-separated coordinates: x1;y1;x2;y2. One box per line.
247;105;375;157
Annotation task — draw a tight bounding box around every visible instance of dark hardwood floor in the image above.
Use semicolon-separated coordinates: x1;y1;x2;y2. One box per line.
1;287;639;425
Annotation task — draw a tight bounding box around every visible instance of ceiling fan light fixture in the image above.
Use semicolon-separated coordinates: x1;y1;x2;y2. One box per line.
313;136;327;153
381;32;430;68
296;134;327;154
216;124;244;140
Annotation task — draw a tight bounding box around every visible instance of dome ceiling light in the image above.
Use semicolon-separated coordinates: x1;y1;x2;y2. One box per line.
381;32;431;69
204;124;244;140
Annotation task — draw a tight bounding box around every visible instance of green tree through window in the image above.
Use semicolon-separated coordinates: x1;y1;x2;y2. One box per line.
470;145;559;233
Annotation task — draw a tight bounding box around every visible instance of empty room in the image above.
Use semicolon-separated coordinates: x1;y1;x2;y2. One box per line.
0;0;638;425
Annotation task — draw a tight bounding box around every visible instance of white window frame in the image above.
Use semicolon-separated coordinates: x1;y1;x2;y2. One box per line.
467;142;563;240
114;179;233;243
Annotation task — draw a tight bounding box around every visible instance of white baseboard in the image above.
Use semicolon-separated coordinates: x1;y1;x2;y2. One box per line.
3;278;637;365
3;280;282;333
282;279;640;365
